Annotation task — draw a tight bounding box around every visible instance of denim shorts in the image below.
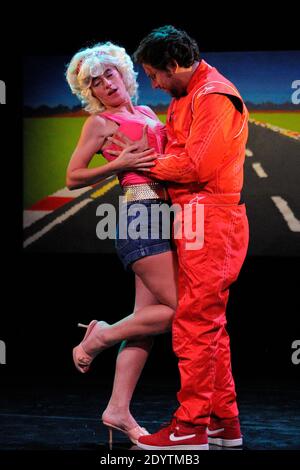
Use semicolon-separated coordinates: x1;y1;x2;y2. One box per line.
115;199;173;271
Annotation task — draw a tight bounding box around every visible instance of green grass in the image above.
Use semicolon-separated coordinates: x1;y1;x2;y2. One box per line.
157;113;167;124
23;117;106;208
250;112;300;133
23;115;168;209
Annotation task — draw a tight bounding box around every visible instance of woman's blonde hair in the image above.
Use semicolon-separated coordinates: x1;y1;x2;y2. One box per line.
66;42;138;114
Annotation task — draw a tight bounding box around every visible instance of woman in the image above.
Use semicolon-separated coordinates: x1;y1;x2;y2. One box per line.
65;42;177;445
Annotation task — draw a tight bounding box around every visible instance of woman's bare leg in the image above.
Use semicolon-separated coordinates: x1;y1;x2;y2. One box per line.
102;275;156;430
101;251;178;431
82;251;178;354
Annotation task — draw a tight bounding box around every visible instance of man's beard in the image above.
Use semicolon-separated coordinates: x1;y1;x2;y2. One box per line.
170;87;187;99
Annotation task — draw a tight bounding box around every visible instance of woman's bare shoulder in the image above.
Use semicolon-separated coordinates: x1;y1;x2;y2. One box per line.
139;104;155;114
138;105;160;121
84;114;107;129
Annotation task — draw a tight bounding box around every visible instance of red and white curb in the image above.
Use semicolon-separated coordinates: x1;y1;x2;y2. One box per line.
23;186;93;229
249;118;300;141
23;177;118;248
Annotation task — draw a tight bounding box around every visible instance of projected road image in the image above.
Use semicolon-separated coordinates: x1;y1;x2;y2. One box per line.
22;51;300;255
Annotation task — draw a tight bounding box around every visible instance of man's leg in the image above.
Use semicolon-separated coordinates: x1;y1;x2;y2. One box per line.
173;203;249;426
208;206;249;446
137;204;248;450
211;303;239;419
172;261;229;426
208;315;243;447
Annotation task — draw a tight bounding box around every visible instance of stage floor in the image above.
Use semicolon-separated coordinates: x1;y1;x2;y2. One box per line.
0;379;299;451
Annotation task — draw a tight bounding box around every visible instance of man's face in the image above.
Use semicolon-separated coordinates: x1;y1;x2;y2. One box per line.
143;63;187;99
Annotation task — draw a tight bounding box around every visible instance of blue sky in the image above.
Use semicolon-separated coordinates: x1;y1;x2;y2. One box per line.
23;51;300;107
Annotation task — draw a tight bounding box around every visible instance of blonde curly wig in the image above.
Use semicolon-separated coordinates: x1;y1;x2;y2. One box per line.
66;42;139;114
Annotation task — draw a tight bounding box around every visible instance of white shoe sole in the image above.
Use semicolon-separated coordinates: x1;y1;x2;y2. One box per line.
137;442;209;450
208;437;243;447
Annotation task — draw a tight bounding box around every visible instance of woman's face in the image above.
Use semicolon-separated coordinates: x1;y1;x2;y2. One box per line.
90;65;129;108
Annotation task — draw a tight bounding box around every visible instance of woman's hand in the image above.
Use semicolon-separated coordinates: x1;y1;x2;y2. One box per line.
107;125;149;154
110;144;157;172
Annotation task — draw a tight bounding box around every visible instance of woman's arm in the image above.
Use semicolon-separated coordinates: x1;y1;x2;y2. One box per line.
66;115;117;189
66;115;156;190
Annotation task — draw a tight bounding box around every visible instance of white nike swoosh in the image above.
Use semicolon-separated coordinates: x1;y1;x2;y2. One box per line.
207;427;224;436
169;432;196;442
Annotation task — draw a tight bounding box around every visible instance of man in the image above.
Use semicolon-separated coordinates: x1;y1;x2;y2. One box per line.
114;25;249;450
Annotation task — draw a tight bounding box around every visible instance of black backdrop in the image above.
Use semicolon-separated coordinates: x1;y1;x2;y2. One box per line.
2;255;299;388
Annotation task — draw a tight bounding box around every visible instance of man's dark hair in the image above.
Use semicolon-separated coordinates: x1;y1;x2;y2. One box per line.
133;25;201;70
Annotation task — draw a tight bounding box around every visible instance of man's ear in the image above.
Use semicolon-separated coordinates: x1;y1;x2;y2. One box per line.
166;60;178;74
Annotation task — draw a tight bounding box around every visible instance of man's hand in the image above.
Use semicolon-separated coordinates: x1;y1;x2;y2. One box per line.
111;144;157;172
107;125;149;154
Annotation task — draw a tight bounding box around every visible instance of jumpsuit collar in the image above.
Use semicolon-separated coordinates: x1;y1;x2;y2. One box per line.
187;60;211;94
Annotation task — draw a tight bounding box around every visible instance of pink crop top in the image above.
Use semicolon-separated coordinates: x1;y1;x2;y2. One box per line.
100;106;167;187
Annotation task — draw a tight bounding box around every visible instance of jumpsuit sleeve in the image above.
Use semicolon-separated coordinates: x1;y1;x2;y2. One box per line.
149;93;241;183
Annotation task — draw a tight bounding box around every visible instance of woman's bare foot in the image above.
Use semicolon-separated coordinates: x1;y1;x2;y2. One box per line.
81;320;111;357
102;406;140;431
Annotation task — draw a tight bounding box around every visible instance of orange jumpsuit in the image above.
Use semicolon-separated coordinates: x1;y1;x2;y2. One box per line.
149;60;249;425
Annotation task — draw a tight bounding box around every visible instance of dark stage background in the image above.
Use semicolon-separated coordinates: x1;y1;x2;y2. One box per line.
2;255;299;387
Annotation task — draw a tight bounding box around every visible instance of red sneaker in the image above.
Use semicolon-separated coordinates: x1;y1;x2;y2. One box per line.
208;416;243;447
137;418;208;450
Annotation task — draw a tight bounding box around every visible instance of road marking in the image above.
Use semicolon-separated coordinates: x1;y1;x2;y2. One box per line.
246;148;253;157
23;199;92;248
271;196;300;232
252;162;268;178
52;186;92;198
90;178;118;199
23;210;51;228
23;177;119;249
23;186;93;229
249;118;300;141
